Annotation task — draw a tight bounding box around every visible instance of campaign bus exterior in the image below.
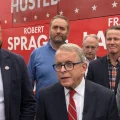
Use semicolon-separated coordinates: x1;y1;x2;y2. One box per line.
0;0;120;63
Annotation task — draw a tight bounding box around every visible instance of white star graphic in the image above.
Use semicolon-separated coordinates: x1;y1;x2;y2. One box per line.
4;20;7;24
46;13;50;18
34;15;37;20
14;19;16;23
23;17;27;21
112;1;118;8
59;11;63;15
74;8;79;13
92;5;97;11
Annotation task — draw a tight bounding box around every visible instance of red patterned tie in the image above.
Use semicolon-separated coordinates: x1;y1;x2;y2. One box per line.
68;89;77;120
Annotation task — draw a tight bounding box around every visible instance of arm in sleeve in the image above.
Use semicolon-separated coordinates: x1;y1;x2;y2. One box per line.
20;57;36;120
36;90;46;120
108;92;119;120
28;50;36;88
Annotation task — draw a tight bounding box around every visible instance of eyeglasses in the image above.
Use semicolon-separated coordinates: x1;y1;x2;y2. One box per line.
53;61;82;72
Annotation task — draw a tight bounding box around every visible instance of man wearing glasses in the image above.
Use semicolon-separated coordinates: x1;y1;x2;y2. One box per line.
86;25;120;94
36;43;119;120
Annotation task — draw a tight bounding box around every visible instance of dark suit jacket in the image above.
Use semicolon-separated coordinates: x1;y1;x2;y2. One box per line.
97;56;100;58
86;55;120;94
0;48;36;120
36;80;119;120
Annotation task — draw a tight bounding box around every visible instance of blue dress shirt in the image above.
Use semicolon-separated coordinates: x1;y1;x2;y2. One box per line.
28;40;58;101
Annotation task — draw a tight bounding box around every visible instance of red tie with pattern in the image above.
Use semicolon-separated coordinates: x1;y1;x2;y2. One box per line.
68;89;77;120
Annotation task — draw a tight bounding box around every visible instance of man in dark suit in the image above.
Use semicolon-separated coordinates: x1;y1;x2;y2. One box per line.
82;34;100;77
36;43;119;120
86;25;120;94
0;25;36;120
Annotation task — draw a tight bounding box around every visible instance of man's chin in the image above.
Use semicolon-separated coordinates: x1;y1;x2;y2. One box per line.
108;50;118;54
61;82;73;89
86;56;93;60
53;40;65;44
109;51;117;55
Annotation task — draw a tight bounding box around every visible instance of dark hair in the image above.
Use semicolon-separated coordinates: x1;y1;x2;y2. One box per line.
105;25;120;37
50;15;70;31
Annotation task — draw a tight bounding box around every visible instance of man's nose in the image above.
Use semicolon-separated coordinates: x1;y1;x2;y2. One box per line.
60;65;66;72
56;28;61;33
88;47;92;52
110;39;115;44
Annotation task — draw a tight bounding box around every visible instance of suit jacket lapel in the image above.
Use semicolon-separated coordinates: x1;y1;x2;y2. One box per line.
0;49;11;120
101;56;110;87
83;80;98;120
53;83;68;120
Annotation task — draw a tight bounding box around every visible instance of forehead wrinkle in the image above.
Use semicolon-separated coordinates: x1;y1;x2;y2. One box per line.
55;50;79;63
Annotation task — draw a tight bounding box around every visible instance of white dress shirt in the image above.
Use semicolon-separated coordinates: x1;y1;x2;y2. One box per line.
64;78;85;120
0;68;5;120
85;56;97;77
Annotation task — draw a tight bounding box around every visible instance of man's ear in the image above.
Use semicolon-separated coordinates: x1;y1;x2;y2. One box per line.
82;62;87;71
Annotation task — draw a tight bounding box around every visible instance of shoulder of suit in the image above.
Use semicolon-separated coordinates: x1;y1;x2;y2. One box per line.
90;55;107;65
40;82;62;93
1;48;23;60
86;80;113;95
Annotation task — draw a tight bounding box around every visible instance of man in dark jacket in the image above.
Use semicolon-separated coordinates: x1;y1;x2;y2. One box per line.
86;25;120;94
36;43;119;120
0;25;36;120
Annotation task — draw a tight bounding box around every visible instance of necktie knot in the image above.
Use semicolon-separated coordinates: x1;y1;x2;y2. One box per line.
70;89;76;98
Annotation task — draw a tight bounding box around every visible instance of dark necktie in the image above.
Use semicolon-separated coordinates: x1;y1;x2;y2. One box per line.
68;89;77;120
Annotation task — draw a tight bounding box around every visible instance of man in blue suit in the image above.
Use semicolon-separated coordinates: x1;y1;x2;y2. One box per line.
36;43;119;120
0;25;36;120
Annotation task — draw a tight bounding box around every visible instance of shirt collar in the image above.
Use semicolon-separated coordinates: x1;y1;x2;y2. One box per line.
49;40;56;50
85;56;97;64
107;54;120;63
48;39;66;50
64;77;85;97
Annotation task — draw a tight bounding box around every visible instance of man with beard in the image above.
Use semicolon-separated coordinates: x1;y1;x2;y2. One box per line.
28;15;70;102
82;34;100;77
86;25;120;94
0;25;36;120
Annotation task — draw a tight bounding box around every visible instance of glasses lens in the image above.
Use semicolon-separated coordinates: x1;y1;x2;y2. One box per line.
55;63;62;71
65;62;73;70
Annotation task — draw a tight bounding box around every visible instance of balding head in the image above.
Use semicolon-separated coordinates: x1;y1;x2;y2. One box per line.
82;34;99;61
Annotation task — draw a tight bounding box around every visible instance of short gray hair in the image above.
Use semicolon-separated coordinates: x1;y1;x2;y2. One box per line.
58;43;85;63
82;34;99;46
84;34;99;41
